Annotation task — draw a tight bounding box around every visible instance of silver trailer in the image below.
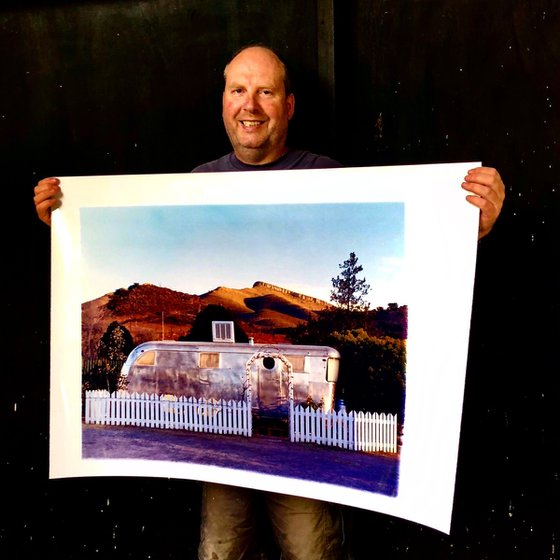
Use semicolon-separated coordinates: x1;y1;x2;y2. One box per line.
120;330;340;421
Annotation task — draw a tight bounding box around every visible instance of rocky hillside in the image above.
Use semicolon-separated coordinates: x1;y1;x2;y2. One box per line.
82;281;330;354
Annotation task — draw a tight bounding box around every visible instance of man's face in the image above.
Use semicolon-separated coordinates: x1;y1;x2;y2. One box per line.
222;47;295;165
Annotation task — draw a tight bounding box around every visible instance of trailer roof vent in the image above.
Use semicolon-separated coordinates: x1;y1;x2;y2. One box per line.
212;321;235;343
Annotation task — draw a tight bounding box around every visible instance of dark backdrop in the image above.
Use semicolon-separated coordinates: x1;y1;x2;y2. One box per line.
2;1;557;558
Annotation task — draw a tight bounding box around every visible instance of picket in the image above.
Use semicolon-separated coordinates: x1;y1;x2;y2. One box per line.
84;390;252;437
290;403;398;453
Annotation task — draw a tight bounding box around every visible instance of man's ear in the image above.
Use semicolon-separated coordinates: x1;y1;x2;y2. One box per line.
287;93;295;120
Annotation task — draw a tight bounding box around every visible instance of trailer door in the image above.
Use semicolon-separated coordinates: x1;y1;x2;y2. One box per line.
254;356;289;418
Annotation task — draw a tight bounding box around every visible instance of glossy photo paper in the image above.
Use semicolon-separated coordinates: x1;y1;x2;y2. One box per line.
50;163;480;533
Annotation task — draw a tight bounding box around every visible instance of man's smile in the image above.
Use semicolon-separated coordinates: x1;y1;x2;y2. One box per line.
240;120;264;127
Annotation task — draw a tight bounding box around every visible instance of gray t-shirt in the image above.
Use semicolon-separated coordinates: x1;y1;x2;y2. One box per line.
191;149;342;173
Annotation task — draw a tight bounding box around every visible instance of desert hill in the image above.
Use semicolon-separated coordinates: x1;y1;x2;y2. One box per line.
82;281;330;356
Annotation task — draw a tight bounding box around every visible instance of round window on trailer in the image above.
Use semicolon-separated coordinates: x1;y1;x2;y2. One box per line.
262;356;275;370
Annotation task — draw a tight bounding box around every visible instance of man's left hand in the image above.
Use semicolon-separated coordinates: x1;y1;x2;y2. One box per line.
462;166;505;240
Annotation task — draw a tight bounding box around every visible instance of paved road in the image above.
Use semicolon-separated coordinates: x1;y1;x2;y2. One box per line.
82;423;399;496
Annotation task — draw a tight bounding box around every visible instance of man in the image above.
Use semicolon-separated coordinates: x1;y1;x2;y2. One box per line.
34;44;505;559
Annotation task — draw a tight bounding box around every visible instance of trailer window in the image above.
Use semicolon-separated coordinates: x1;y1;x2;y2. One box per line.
326;357;340;382
262;356;275;370
200;352;220;368
285;355;306;373
136;350;155;366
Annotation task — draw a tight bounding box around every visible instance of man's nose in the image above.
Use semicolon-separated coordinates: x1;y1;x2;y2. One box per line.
243;92;260;112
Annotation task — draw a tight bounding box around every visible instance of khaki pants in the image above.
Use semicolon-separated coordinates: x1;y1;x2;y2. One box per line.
198;482;346;560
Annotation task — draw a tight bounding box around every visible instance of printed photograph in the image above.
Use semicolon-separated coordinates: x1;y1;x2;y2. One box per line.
80;202;406;498
49;164;479;533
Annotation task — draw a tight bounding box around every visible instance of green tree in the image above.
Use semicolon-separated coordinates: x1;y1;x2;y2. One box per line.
370;303;408;339
331;329;406;418
83;321;134;393
330;252;371;312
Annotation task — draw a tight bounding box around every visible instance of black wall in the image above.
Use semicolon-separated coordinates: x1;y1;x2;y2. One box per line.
2;1;557;558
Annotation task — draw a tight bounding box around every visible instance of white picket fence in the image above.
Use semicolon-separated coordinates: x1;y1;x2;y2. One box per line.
84;391;397;454
290;404;398;453
84;390;251;437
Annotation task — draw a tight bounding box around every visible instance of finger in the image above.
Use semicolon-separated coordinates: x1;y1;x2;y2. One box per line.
461;181;494;205
34;177;60;195
465;167;504;192
462;168;504;202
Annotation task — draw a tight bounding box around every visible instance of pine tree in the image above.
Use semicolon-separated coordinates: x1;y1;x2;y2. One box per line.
330;252;371;312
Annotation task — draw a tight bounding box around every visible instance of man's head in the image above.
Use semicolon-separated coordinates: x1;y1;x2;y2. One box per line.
222;45;295;165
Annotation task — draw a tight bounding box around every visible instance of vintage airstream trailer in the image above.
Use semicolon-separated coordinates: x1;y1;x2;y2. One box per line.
120;323;340;420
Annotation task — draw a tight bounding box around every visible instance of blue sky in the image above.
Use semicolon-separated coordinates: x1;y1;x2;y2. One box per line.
80;202;405;308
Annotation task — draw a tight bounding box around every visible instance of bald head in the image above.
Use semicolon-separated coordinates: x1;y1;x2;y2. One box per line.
224;45;292;96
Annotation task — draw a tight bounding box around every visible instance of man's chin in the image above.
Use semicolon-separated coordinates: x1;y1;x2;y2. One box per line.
237;136;267;149
235;140;269;154
234;144;277;165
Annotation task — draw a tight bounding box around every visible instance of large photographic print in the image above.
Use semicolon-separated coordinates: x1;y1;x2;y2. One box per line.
50;163;479;533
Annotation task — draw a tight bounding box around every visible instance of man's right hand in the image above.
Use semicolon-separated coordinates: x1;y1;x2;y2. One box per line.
34;177;61;226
